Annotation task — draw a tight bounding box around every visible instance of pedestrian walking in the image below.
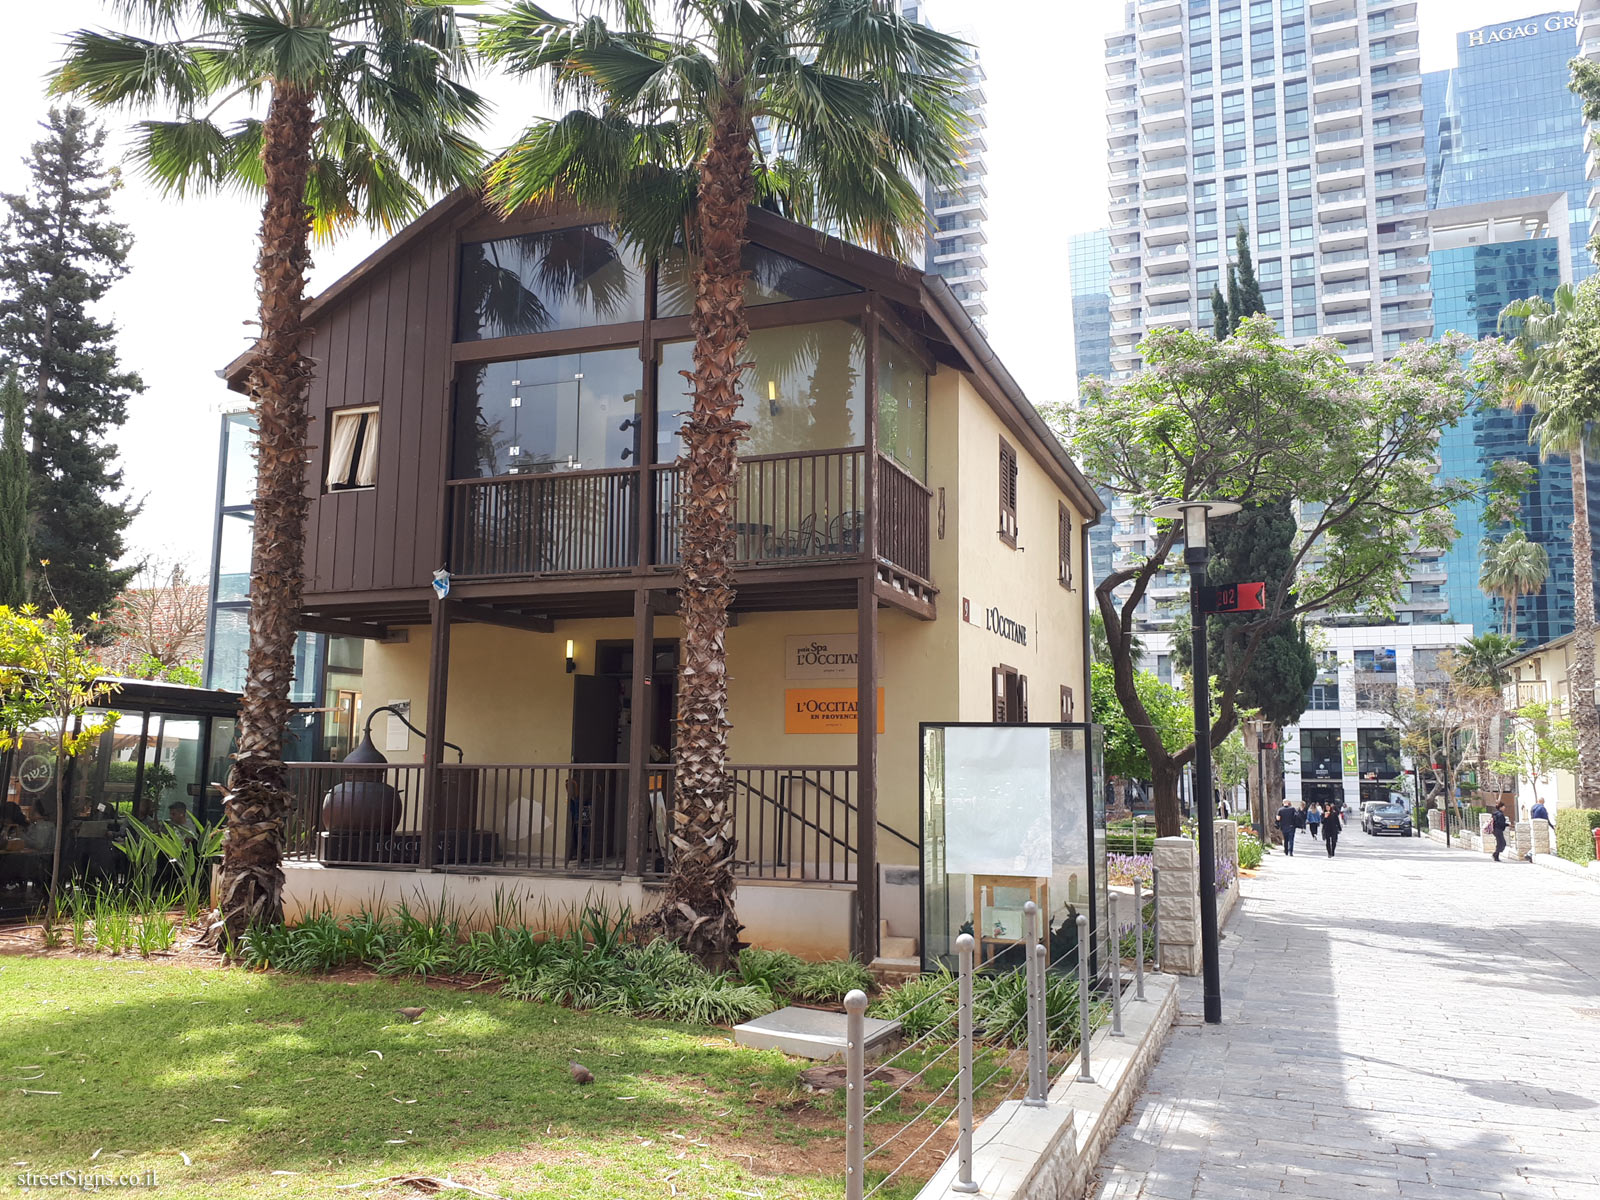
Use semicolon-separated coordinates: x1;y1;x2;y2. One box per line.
1531;798;1551;827
1321;802;1343;857
1491;801;1510;862
1277;799;1299;856
1307;802;1322;841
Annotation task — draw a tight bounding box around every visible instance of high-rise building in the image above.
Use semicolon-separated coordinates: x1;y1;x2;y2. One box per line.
1582;2;1600;252
1429;197;1586;644
1070;229;1114;383
749;2;990;328
1103;0;1428;382
905;1;991;327
1433;11;1593;281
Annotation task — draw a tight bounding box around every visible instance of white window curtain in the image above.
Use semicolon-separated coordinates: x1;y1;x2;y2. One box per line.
354;410;380;487
325;410;362;489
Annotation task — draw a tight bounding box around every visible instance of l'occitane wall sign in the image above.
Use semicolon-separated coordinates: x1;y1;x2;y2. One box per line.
784;688;886;734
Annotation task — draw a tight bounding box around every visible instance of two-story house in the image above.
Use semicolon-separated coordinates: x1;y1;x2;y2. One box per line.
222;194;1102;961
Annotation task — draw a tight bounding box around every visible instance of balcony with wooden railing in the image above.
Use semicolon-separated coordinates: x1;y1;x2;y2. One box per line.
446;446;935;608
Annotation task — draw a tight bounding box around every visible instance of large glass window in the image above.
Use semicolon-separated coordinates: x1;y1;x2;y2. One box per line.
656;244;860;318
220;413;256;507
457;226;647;341
657;320;865;460
1301;727;1341;778
216;512;253;602
878;335;928;481
454;347;643;478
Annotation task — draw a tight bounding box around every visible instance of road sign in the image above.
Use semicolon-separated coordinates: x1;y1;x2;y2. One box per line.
1200;581;1266;613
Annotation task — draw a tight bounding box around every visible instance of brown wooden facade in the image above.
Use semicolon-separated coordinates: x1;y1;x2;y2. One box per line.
225;194;1103;956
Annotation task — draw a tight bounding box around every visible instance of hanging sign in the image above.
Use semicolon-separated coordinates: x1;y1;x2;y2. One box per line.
785;688;886;734
1341;740;1358;775
1201;582;1266;613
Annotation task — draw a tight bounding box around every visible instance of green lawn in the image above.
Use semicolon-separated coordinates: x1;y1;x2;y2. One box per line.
0;955;950;1199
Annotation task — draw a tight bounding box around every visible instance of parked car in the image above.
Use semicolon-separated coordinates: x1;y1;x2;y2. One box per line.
1362;803;1413;837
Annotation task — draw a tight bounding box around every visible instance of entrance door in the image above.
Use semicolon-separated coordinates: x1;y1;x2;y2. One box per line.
569;674;622;864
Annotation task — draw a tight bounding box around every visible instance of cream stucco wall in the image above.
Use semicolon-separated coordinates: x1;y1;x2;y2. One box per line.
1505;634;1595;813
949;374;1090;728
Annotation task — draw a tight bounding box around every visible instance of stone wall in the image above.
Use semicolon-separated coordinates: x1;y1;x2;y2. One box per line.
1153;837;1200;976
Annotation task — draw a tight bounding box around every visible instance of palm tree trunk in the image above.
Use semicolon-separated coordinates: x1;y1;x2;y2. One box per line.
1570;448;1600;809
213;82;316;946
640;96;752;970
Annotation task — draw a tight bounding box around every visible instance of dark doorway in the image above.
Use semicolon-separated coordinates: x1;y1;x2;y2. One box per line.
567;641;678;865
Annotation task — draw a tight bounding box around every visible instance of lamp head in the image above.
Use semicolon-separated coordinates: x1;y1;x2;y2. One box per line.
1148;499;1242;559
565;639;577;674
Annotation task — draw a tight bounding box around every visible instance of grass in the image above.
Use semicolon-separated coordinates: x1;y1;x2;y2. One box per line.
0;955;952;1199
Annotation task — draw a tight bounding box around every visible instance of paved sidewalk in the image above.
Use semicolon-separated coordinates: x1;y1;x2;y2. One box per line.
1093;831;1600;1200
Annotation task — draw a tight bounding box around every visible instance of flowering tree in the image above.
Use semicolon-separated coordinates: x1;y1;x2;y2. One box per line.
0;602;117;923
1062;319;1489;836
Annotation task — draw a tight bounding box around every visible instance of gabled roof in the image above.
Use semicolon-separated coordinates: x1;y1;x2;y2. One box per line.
221;191;1104;517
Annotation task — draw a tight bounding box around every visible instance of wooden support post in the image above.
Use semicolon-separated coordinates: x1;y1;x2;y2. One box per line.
422;595;454;870
625;589;655;875
856;572;880;962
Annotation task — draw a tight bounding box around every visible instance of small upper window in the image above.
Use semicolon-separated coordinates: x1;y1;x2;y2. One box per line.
326;406;379;491
998;438;1019;546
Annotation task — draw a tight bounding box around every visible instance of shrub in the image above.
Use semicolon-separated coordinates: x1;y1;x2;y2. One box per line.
1106;853;1152;887
1555;808;1600;864
648;976;774;1025
378;898;460;978
280;911;354;973
239;922;296;970
460;924;551;982
342;906;394;964
1237;828;1263;870
792;958;875;1003
868;968;956;1040
737;947;805;996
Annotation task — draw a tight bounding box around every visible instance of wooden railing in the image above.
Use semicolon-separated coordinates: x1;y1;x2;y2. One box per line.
654;447;866;566
448;467;637;578
876;455;933;583
444;446;931;587
283;761;896;884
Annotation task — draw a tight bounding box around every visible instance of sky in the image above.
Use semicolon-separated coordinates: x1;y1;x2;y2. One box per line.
0;0;1576;572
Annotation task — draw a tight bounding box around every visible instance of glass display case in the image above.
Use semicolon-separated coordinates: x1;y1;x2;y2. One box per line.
920;723;1106;977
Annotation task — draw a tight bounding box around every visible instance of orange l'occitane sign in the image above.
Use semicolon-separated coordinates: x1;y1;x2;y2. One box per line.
785;688;886;734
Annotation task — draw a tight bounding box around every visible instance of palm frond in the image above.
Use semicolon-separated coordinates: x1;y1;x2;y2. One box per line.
50;30;210;109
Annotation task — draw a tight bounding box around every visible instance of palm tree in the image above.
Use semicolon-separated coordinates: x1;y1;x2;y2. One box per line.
53;0;487;943
1479;531;1550;636
1499;285;1600;810
1453;631;1521;692
478;0;968;967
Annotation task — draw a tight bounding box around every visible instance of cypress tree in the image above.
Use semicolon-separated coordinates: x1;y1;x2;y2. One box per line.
0;107;141;622
1211;285;1230;341
0;371;26;606
1233;226;1264;320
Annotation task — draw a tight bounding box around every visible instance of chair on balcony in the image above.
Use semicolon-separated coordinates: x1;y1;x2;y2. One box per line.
763;512;822;559
824;510;864;555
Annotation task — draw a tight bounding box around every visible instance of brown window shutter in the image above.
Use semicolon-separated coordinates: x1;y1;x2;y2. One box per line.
998;439;1018;543
1018;674;1029;723
1058;503;1073;588
993;666;1007;722
1060;684;1074;722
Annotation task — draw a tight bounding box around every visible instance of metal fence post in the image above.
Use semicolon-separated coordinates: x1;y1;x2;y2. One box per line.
1109;892;1125;1038
1075;913;1092;1083
1133;878;1147;1002
845;989;867;1200
1022;901;1045;1107
1151;864;1162;973
1033;941;1049;1097
954;934;979;1193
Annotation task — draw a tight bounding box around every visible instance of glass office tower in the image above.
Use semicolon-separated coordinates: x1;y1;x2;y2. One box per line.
1432;12;1594;281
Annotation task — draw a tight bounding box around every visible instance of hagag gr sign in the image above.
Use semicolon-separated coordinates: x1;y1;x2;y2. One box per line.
1466;14;1577;46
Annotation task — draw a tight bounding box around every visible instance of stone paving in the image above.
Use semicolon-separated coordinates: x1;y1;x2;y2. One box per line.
1093;830;1600;1200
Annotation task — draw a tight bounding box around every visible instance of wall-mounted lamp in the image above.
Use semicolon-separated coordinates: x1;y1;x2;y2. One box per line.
566;639;577;674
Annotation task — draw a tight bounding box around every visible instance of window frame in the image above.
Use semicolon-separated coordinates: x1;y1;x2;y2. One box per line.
325;405;381;493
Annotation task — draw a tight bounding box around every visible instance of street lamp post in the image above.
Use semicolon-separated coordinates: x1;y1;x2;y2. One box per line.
1151;498;1240;1027
1250;718;1268;840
